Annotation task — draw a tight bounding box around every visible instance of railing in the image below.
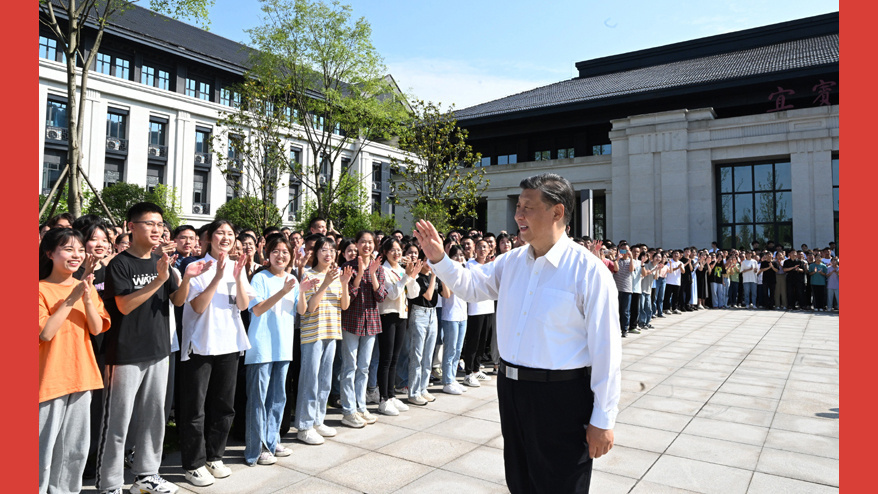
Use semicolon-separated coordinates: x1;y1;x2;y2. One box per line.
46;126;68;141
192;202;211;215
194;152;212;166
148;144;168;158
106;137;129;152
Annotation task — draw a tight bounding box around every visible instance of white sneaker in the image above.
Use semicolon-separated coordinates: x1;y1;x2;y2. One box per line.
359;410;378;424
342;413;366;428
297;428;325;445
421;390;436;402
391;397;409;412
408;394;427;406
454;382;468;393
463;374;481;387
274;444;291;457
256;451;276;465
459;359;465;371
443;383;463;395
315;423;337;437
378;399;399;416
365;387;380;404
394;385;409;395
476;371;491;381
130;474;178;494
185;466;215;487
206;460;231;478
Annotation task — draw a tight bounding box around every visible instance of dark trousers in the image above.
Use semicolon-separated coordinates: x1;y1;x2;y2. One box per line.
762;282;775;308
812;285;827;310
664;284;680;312
680;278;692;307
462;314;491;375
498;370;593;493
618;292;631;334
629;293;640;330
178;352;238;471
787;276;804;309
378;313;408;400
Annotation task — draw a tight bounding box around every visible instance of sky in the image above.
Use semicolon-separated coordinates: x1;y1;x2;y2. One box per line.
203;0;839;110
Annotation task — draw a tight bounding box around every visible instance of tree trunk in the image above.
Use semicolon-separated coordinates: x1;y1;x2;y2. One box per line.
66;7;84;217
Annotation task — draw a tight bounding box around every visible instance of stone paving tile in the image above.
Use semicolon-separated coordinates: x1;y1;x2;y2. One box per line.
629;395;706;416
764;429;839;459
395;468;509;493
271;438;370;476
682;417;768;446
629;480;704;493
273;476;362;493
665;433;763;470
663;375;725;391
328;419;417;450
696;403;775;427
612;422;680;453
707;391;779;412
784;379;837;395
646;383;716;402
592;445;661;479
756;447;839;486
747;472;839;493
377;431;479;467
440;445;507;485
718;382;785;400
462;400;501;423
616;407;694;433
426;415;502;445
641;455;753;494
317;452;433;493
589;471;639;493
770;412;838;438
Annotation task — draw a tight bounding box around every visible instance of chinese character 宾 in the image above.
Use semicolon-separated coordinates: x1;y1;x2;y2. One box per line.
812;79;836;106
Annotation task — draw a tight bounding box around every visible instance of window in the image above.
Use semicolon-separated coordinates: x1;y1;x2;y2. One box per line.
228;135;243;167
148;120;167;159
288;182;300;221
592;144;612;156
96;53;130;79
141;66;155;86
46;99;68;139
497;154;517;165
143;65;171;90
146;164;164;192
290;147;302;165
195;129;211;166
480;157;492;167
220;88;241;107
42;149;65;194
832;157;839;246
557;148;574;159
312;114;324;131
226;174;241;203
192;170;209;213
717;161;792;249
39;36;57;60
106;112;126;139
104;158;125;188
186;78;211;101
157;70;170;91
534;150;551;161
593;195;607;240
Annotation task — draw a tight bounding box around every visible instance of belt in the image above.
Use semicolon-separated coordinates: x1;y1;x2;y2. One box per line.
499;360;590;382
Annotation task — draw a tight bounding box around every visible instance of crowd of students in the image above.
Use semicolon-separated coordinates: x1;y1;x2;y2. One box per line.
38;206;840;493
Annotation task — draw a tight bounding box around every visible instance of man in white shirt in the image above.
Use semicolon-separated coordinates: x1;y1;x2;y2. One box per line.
740;251;759;308
414;173;621;493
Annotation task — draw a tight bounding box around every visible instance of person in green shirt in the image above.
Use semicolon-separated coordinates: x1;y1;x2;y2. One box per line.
808;252;828;311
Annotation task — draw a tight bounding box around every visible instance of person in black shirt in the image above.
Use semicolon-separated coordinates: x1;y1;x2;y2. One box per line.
782;250;806;310
406;254;450;406
758;252;779;309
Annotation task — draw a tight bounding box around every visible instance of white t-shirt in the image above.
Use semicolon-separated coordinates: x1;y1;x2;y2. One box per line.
741;259;759;284
466;259;495;315
181;252;257;360
666;260;682;286
630;260;642;291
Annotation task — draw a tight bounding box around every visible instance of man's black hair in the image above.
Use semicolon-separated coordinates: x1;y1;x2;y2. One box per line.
263;226;281;237
173;225;196;238
126;202;164;222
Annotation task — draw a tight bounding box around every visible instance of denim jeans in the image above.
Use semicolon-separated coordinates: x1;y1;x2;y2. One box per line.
295;339;336;432
367;343;379;390
244;361;289;465
654;278;666;316
711;282;724;307
340;332;376;415
618;292;632;332
639;293;652;325
743;282;757;307
408;305;438;397
440;319;467;385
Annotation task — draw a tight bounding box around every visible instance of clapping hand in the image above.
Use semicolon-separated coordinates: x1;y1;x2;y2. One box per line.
405;258;424;277
340;265;354;284
81;253;100;279
233;254;249;279
184;259;214;279
157;253;174;281
281;275;298;294
368;256;382;276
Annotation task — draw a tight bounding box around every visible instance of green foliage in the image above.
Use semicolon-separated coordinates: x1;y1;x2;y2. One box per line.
391;100;488;230
39;182;94;224
295;172;398;237
215;196;283;233
83;183;183;227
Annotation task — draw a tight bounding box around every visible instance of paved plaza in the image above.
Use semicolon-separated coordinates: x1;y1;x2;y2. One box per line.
85;308;839;493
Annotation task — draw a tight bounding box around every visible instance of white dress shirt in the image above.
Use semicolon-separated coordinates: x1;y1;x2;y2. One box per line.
430;234;622;429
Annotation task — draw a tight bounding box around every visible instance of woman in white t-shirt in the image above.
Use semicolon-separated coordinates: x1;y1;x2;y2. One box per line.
460;239;495;388
440;245;470;395
179;220;256;487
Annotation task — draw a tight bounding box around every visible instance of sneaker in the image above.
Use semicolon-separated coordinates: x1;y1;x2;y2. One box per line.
621;333;627;338
454;382;468;393
130;474;178;494
274;444;292;457
359;410;378;424
342;413;366;428
408;394;428;406
629;328;641;334
394;385;409;396
422;391;436;402
476;371;491;381
443;383;463;395
378;399;399;416
315;423;337;437
390;397;410;412
124;448;135;470
462;374;481;387
365;387;380;404
256;452;277;465
297;428;325;445
646;324;655;329
101;489;123;494
185;466;215;487
459;359;465;371
206;460;231;478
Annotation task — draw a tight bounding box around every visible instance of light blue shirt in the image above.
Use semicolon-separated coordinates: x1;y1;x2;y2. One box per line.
245;270;298;365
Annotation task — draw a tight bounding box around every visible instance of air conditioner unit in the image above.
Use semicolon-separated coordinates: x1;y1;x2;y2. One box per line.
195;155;205;164
149;147;161;156
108;139;121;150
47;129;62;140
318;175;327;186
192;204;204;214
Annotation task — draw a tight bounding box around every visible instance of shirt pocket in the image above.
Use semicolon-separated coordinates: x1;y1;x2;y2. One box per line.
532;288;579;328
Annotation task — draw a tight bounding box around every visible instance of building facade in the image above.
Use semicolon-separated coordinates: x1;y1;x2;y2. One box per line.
39;5;404;226
441;13;839;250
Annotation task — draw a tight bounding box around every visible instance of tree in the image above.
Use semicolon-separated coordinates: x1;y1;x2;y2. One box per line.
84;182;183;227
295;172;398;237
244;0;408;220
39;0;214;219
391;100;488;234
215;197;282;233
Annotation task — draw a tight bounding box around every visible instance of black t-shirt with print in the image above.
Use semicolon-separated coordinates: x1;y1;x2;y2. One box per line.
410;273;443;308
102;250;178;365
74;265;108;355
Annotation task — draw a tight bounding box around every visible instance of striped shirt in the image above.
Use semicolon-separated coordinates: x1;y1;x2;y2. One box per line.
300;267;343;344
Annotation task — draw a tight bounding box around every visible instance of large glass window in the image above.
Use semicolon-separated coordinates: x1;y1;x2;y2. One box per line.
186;78;211;100
96;53;112;75
39;36;57;60
592;144;612;156
96;53;130;79
557;148;574;159
717;161;792;249
149;121;166;146
141;66;155;86
106;113;126;139
220;88;241;107
46;100;67;129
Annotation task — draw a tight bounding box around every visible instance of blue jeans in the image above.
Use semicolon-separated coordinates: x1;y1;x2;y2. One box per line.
407;305;438;396
367;343;379;390
639;293;652;325
295;339;336;431
340;332;376;415
618;292;632;332
654;278;666;315
711;282;724;307
743;282;757;307
244;361;289;464
440;319;467;385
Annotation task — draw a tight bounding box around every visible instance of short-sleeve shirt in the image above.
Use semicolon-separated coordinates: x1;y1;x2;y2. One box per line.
411;272;444;309
300;267;344;343
613;259;633;293
809;262;828;286
827;266;839;289
741;260;759;284
103;251;179;365
245;270;298;364
39;281;111;403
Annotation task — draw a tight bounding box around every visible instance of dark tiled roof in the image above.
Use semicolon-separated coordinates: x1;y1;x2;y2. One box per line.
456;34;838;121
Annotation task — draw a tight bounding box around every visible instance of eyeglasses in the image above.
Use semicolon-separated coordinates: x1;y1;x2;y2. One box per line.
132;221;162;229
